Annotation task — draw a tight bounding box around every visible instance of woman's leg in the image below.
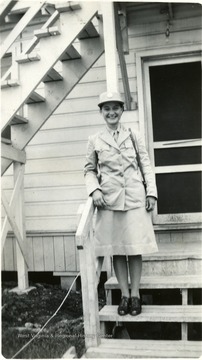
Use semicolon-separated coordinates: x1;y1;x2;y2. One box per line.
128;255;142;298
113;255;130;297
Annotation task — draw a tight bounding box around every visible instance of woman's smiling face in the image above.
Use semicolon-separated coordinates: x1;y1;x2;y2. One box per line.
101;101;123;129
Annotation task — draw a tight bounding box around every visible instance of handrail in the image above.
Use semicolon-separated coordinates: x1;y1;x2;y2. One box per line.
76;196;95;250
75;196;101;348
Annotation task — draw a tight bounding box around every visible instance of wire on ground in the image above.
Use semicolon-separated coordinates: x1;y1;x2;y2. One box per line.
11;272;80;359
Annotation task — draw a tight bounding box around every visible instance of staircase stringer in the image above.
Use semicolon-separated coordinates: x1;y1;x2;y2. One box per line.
1;34;104;175
1;2;100;131
0;1;46;59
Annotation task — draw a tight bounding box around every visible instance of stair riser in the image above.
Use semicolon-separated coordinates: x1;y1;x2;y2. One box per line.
142;259;201;276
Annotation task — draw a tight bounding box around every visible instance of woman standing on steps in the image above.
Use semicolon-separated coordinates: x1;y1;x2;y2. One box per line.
84;91;158;316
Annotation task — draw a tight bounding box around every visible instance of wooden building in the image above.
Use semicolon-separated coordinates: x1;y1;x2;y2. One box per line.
1;0;202;357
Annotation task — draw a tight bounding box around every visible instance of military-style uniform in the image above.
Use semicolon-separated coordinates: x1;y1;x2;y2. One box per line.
84;124;158;256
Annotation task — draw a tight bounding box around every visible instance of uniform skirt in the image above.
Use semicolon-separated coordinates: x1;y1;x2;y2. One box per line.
94;207;158;257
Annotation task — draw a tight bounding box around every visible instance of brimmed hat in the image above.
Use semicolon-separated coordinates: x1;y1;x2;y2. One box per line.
98;91;124;108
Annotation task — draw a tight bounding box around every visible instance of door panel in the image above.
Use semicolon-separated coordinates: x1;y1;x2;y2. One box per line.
146;59;202;224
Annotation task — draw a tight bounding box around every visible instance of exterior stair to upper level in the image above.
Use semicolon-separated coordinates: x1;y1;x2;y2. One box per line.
1;1;104;175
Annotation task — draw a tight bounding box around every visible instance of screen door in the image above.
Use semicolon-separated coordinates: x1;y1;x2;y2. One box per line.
146;59;201;224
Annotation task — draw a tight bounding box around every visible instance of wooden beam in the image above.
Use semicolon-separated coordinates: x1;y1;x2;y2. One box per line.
1;165;24;250
0;2;46;58
118;3;129;54
13;162;29;289
1;142;26;163
168;3;174;20
114;3;131;110
0;0;17;24
101;2;119;93
16;52;41;63
1;190;29;267
76;197;95;249
76;197;100;348
55;2;81;12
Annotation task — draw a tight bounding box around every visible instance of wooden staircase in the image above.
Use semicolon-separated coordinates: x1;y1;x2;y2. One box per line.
1;1;104;174
76;198;202;358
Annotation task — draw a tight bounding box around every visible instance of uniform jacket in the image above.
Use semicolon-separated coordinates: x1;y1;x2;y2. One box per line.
84;124;157;211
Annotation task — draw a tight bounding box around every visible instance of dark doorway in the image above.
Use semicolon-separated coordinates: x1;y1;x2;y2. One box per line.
149;61;201;217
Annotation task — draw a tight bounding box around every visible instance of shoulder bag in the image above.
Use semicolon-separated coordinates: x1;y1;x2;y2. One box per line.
128;128;147;190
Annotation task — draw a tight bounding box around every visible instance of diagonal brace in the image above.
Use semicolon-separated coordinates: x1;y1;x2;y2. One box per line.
1;172;29;268
1;166;24;249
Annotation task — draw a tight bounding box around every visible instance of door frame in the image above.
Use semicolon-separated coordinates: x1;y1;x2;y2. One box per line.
136;44;202;226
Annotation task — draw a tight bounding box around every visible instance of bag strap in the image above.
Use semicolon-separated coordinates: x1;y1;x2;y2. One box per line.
128;128;146;186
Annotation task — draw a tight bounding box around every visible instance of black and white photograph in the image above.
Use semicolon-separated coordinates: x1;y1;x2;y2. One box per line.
1;0;202;358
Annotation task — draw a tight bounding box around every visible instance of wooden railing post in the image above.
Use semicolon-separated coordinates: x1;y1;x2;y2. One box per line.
76;197;101;349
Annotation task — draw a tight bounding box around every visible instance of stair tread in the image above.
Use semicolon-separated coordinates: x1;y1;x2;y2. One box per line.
1;138;12;145
26;91;45;104
78;21;99;39
43;68;63;82
99;305;202;322
1;79;20;88
100;339;202;349
11;114;28;125
55;2;81;12
86;340;202;358
105;275;202;290
60;45;81;61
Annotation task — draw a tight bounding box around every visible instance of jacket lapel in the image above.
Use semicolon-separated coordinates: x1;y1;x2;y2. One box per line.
99;125;130;149
117;126;130;146
99;128;119;149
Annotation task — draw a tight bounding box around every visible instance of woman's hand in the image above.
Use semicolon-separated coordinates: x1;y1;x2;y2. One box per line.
146;196;156;212
92;189;107;208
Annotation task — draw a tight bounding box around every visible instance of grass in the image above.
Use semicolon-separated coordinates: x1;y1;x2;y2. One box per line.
2;281;85;358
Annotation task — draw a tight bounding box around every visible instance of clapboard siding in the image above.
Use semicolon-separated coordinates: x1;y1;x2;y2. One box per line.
129;29;201;52
2;201;82;220
2;172;84;188
26;217;78;231
29;124;106;145
4;186;87;202
29;110;138;135
62;78;137;100
28;123;139;147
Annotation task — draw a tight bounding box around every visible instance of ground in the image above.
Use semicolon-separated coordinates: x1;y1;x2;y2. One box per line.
2;280;103;359
2;279;201;358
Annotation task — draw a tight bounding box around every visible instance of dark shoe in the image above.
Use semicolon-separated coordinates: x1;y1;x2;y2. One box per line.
130;297;142;316
118;296;130;316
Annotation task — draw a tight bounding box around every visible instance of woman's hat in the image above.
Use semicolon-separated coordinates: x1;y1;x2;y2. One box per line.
98;91;124;108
